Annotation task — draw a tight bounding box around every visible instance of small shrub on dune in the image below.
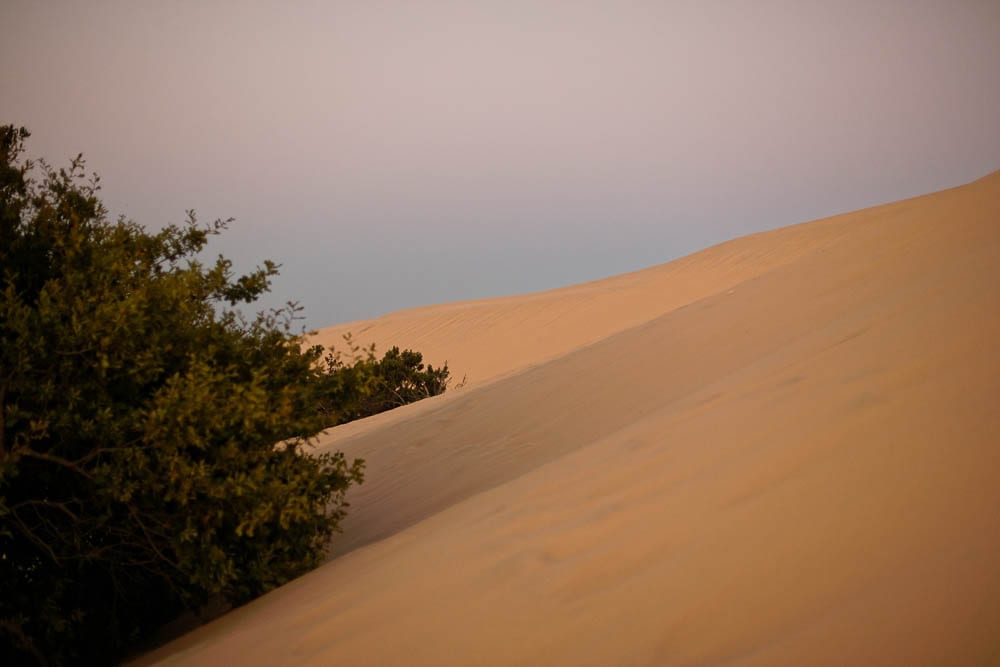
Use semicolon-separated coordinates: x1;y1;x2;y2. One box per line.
313;336;451;426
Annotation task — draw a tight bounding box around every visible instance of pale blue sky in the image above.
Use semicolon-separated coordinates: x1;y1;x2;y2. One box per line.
3;1;998;328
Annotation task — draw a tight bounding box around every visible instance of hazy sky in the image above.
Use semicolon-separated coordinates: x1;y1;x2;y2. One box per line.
3;1;999;327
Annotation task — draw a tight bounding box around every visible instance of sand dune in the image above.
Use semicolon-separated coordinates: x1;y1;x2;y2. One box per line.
310;207;855;388
137;171;1000;666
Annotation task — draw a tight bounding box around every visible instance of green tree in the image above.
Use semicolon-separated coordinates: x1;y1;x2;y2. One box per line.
0;126;366;665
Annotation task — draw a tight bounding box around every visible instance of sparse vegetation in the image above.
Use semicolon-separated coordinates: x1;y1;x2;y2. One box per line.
0;126;447;665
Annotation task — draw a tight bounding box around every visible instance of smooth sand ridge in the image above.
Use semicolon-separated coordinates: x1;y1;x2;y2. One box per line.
309;208;858;389
136;171;1000;666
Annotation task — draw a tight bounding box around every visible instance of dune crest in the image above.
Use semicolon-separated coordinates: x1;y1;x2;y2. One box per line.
312;207;849;388
138;171;1000;666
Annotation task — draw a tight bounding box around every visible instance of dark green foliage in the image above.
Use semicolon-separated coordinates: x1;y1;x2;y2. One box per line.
313;337;451;426
360;346;450;416
0;126;371;665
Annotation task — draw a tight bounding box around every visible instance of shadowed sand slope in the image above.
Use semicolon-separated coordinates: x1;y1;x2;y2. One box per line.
138;171;1000;666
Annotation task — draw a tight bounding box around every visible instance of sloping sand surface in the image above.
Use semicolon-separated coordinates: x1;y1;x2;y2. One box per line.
310;210;855;388
137;171;1000;665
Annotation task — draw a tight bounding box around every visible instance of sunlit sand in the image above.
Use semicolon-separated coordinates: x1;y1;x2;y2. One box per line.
136;171;1000;666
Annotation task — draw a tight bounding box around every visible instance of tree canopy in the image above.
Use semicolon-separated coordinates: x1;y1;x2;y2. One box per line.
0;126;448;664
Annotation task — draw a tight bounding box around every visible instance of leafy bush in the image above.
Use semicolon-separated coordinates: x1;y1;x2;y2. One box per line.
314;337;451;425
361;346;450;414
0;126;374;664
